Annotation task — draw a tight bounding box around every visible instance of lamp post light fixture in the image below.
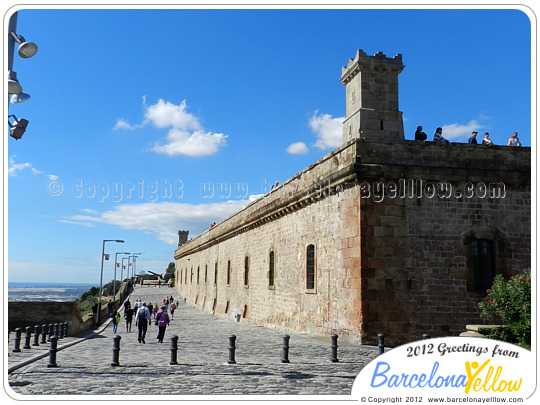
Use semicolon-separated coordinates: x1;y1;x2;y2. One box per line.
113;252;130;299
7;11;38;138
97;239;124;325
8;115;29;140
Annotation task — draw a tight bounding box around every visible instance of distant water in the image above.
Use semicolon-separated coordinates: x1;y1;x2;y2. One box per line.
7;282;96;302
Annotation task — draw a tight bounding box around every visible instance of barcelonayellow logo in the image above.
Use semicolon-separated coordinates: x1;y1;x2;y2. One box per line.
352;337;534;402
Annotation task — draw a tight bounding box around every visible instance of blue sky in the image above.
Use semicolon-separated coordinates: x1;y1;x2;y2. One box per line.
5;5;534;284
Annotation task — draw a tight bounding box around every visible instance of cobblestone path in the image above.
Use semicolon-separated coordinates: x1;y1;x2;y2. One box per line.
7;285;378;397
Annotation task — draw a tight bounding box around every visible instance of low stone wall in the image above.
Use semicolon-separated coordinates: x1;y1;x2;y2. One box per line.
7;302;87;334
8;282;133;335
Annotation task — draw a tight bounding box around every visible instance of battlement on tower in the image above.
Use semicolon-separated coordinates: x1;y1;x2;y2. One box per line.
341;50;405;143
340;50;404;84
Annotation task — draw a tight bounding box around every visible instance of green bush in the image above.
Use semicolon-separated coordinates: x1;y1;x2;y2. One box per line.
478;268;531;349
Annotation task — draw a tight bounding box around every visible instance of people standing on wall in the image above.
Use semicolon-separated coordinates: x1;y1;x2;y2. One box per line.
155;305;171;343
468;131;478;144
482;132;493;146
433;127;449;143
135;302;151;344
507;132;522;147
415;126;427;140
124;305;134;333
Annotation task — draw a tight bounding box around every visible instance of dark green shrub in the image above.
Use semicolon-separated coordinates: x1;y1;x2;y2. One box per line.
478;268;531;349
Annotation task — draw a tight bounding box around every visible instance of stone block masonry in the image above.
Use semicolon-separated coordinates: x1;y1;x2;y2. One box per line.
174;138;530;346
174;49;530;346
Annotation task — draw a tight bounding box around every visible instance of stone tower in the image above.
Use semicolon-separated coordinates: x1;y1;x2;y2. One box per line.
340;50;405;143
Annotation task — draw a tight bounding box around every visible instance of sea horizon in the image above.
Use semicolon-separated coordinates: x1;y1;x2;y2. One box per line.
7;281;96;302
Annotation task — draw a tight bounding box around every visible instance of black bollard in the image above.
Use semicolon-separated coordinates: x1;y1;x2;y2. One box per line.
330;334;339;363
228;335;236;364
54;323;60;338
281;335;291;363
47;335;59;368
170;335;179;365
422;333;431;340
23;326;32;349
33;325;40;346
59;323;64;339
41;324;48;344
12;328;22;353
111;335;121;367
48;324;54;341
64;322;69;337
378;333;385;354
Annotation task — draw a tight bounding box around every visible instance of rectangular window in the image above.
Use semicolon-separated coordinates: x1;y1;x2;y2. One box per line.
306;244;315;290
244;256;249;286
227;260;231;285
472;239;496;292
214;262;218;285
269;251;275;287
205;265;208;284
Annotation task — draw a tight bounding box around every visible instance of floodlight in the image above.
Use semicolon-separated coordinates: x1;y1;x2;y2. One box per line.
8;115;29;140
10;92;31;104
8;71;22;94
10;32;38;58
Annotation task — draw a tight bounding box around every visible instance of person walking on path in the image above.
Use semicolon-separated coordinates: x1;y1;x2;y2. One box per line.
155;306;171;343
124;306;134;333
107;299;115;319
135;302;151;344
170;301;177;320
112;310;120;333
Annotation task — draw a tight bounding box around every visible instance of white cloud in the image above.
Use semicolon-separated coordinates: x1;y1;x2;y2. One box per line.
441;120;482;140
152;129;227;157
115;98;227;157
8;156;57;180
286;142;309;155
113;119;138;130
145;99;201;131
309;111;344;150
63;200;252;245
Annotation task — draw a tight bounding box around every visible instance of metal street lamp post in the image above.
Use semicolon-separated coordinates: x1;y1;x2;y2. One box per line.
129;253;143;279
97;240;124;325
121;257;129;283
113;252;130;299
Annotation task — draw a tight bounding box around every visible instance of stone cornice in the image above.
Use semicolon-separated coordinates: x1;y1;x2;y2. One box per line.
175;140;359;259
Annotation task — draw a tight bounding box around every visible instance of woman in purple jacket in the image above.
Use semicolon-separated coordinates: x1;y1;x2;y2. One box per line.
155;306;170;343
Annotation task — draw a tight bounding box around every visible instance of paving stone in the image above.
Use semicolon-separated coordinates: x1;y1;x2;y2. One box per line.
7;286;378;396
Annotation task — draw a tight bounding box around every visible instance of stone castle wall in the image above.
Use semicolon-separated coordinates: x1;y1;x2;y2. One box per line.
174;139;531;346
354;140;530;345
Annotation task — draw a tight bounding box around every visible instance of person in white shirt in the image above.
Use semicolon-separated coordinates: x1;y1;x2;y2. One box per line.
134;303;151;343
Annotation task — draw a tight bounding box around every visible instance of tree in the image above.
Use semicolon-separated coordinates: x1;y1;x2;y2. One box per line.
166;262;175;275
